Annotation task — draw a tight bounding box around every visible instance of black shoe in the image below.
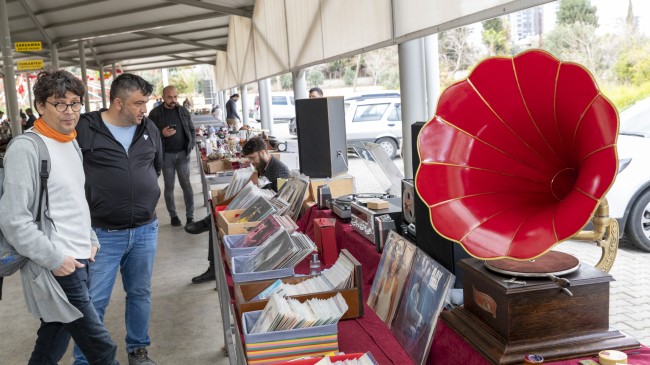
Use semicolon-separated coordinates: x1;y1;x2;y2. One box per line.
128;347;156;365
191;267;216;283
186;217;194;225
184;216;210;234
171;216;182;226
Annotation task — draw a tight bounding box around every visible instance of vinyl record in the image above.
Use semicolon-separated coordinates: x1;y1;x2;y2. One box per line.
402;180;416;224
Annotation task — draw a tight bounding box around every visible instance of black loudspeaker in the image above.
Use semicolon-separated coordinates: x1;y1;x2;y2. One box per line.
412;121;470;288
296;97;348;178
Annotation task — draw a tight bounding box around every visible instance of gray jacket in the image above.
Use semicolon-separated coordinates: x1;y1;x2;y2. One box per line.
0;135;99;323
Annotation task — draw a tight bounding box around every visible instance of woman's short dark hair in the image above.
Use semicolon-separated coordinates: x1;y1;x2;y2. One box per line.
33;70;85;110
242;136;267;156
109;73;153;102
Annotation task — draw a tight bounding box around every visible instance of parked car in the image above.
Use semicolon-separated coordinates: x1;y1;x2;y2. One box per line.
606;97;650;251
289;93;402;159
249;93;295;122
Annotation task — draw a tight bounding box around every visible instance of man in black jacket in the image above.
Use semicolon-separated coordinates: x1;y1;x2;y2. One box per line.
149;85;195;227
73;74;162;365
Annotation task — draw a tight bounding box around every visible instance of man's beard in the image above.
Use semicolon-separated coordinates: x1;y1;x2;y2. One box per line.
255;158;267;175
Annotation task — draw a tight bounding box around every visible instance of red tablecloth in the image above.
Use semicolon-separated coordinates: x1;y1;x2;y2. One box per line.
229;205;650;365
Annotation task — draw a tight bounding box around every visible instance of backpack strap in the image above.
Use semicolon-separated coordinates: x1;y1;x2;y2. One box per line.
15;132;51;228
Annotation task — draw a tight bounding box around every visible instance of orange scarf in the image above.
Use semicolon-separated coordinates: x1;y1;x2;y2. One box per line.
34;118;77;142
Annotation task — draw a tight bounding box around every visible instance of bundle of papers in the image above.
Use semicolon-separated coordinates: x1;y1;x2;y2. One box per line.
244;231;316;272
275;175;309;220
314;352;379;365
223;166;255;200
249;293;349;333
235;215;298;249
237;196;276;223
252;254;355;301
227;182;275;210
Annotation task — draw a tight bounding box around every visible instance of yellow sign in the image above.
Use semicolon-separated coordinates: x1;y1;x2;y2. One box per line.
15;41;42;52
17;59;44;71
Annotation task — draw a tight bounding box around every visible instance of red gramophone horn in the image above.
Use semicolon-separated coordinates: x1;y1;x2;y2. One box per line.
415;49;618;260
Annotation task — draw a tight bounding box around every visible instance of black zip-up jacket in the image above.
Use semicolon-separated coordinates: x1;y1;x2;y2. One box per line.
76;110;163;230
148;103;195;156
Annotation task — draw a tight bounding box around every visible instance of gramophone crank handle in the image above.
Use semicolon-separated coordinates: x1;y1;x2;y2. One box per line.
547;274;573;297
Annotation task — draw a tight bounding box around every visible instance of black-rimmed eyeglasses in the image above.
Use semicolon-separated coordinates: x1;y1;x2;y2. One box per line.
46;101;84;112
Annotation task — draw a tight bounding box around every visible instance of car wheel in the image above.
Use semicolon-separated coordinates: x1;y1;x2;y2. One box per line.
376;138;397;159
625;189;650;252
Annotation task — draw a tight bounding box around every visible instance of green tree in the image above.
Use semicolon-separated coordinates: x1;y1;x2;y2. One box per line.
482;18;509;55
544;22;605;76
280;73;293;90
343;67;355;86
557;0;598;26
615;41;650;85
439;26;479;85
307;67;324;87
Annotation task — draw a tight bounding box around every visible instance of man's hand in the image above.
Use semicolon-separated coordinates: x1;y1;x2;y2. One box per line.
162;126;176;137
52;256;84;276
90;245;99;262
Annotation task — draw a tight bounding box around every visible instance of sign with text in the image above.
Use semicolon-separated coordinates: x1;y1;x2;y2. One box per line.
17;59;44;71
15;41;42;52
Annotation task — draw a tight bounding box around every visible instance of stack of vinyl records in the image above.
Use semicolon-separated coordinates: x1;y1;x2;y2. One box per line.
236;196;277;223
227;182;275;210
252;254;355;301
249;292;348;333
242;230;316;272
223;166;255;200
275;175;309;220
234;215;299;249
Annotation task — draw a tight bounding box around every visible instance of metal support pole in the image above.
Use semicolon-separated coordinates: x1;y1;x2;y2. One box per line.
50;43;59;70
258;78;273;135
292;69;307;100
26;72;33;109
1;0;22;136
220;91;226;122
111;63;116;79
240;84;249;126
424;35;441;120
99;64;107;109
78;41;89;111
398;38;428;178
162;67;169;87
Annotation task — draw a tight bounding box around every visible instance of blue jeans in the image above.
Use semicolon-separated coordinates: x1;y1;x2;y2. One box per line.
73;220;158;365
29;260;118;365
162;150;194;220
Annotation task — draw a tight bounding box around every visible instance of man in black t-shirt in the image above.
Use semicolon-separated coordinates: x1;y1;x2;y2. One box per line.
149;85;196;227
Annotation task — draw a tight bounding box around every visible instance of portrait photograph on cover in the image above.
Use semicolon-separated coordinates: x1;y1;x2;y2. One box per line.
391;249;455;365
367;231;417;327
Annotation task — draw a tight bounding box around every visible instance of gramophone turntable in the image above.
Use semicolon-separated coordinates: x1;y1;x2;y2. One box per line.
327;193;397;220
415;50;638;364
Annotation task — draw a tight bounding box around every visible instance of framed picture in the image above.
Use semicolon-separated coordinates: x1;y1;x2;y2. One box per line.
391;249;455;365
367;231;416;327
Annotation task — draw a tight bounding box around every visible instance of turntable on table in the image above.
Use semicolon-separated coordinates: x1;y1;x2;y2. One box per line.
328;193;397;220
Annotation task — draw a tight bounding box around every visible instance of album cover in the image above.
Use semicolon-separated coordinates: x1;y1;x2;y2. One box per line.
391;250;454;365
367;231;416;327
237;196;276;223
239;215;282;248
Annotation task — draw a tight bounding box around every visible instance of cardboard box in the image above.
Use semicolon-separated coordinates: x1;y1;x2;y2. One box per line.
216;209;260;235
204;159;233;174
234;249;363;320
242;310;338;365
306;176;354;203
366;199;389;210
270;152;299;171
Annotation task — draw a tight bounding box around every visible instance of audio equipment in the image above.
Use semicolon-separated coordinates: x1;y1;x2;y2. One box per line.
350;198;402;248
295;97;347;178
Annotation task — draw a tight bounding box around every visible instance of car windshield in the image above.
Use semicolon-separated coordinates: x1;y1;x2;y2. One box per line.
620;97;650;135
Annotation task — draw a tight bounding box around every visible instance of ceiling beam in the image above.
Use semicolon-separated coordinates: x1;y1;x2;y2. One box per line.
103;46;224;65
135;31;218;50
8;0;110;21
81;27;227;49
55;11;229;44
162;24;229;37
123;60;215;73
94;41;218;58
16;0;52;44
163;0;251;17
170;55;216;63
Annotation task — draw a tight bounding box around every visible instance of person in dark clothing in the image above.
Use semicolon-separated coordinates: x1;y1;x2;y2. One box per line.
225;93;240;131
73;73;162;365
25;108;37;129
149;85;195;227
185;136;291;283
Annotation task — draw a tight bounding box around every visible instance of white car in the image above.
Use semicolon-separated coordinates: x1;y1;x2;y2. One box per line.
345;97;402;159
606;97;650;251
249;93;295;122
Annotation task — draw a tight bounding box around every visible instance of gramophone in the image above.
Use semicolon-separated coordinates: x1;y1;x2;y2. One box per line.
415;50;639;364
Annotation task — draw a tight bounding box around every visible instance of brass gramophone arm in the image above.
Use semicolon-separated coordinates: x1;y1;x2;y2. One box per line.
570;198;619;273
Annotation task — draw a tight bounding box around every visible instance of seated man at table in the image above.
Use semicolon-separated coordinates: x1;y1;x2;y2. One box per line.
185;136;291;283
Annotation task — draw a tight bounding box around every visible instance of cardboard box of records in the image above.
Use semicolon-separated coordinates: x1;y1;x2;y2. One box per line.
234;249;363;320
216;209;260;236
211;172;259;211
203;159;232;174
306;176;355;203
